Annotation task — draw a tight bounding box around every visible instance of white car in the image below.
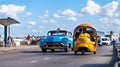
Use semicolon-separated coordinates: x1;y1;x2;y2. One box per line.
101;37;111;46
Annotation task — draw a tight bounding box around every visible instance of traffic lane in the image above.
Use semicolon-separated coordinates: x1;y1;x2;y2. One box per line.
30;46;113;67
0;46;114;67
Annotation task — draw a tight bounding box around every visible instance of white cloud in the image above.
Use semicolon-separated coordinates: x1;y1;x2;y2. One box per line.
0;4;25;18
101;1;119;16
53;9;77;22
61;9;77;22
26;12;32;16
99;11;120;34
39;26;44;29
114;12;120;17
66;17;77;22
53;13;64;18
99;17;109;23
61;9;77;17
49;19;57;23
81;1;119;17
28;21;36;26
100;17;120;25
32;29;38;32
41;19;56;23
81;0;100;15
39;10;50;19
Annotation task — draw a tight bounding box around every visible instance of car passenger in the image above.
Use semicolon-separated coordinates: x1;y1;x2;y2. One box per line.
90;31;97;45
90;31;96;42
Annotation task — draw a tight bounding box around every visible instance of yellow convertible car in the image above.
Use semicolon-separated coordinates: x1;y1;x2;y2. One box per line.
73;24;98;55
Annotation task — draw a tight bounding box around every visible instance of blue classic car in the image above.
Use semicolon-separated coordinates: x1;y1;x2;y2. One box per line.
39;29;73;52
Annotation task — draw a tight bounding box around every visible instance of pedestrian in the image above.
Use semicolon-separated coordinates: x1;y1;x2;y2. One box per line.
8;36;13;47
0;35;3;47
26;34;31;45
110;31;118;45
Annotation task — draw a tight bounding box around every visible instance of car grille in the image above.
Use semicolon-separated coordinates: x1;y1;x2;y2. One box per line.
45;42;63;47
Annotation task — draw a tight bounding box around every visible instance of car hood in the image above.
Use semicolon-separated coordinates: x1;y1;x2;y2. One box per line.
102;41;110;43
44;36;67;42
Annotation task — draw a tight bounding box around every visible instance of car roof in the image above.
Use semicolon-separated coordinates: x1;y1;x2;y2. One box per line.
101;37;110;39
48;30;71;33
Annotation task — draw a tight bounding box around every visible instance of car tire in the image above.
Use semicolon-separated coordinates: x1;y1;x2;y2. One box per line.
81;49;85;55
42;48;47;52
51;49;55;52
74;51;77;55
71;48;74;51
94;51;96;54
65;48;68;52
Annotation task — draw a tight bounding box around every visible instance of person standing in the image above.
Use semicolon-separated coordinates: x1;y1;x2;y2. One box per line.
0;35;3;47
110;31;118;45
8;36;13;47
26;34;31;45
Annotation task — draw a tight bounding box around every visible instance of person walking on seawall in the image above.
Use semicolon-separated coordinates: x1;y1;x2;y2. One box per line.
110;31;118;45
26;34;31;45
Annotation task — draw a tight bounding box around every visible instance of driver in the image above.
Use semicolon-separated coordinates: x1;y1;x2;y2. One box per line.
79;28;90;38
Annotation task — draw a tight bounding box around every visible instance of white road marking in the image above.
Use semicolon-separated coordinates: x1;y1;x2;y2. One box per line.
29;57;50;64
29;60;38;63
43;57;50;60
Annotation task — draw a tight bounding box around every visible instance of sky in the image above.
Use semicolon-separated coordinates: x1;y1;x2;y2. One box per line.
0;0;120;37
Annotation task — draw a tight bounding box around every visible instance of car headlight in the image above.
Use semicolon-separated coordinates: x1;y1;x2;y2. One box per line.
63;38;68;42
40;39;45;46
40;39;44;42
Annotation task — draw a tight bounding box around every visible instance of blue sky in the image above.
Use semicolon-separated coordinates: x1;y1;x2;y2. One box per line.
0;0;120;37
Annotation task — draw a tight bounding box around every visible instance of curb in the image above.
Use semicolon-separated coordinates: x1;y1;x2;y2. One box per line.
0;45;39;52
114;45;120;67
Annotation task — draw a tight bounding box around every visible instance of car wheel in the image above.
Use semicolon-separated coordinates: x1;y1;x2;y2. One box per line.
94;51;96;54
65;48;68;52
42;48;47;52
81;49;85;55
71;48;74;51
51;49;55;52
74;51;77;55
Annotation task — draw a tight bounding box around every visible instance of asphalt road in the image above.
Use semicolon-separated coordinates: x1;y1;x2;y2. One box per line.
0;45;115;67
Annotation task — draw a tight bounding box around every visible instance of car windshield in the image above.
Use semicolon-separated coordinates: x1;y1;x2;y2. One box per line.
102;38;109;41
47;30;68;36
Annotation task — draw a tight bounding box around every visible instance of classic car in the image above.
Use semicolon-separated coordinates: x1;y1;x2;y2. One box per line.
39;28;73;52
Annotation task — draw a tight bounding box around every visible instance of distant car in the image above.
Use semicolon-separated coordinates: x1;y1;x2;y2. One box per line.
39;29;73;52
101;37;111;46
98;36;102;46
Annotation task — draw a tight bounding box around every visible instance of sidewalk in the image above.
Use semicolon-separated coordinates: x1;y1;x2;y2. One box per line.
0;45;39;52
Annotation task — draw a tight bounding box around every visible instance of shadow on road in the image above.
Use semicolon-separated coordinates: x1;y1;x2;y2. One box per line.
80;64;113;67
21;50;41;53
21;50;96;57
80;45;117;67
